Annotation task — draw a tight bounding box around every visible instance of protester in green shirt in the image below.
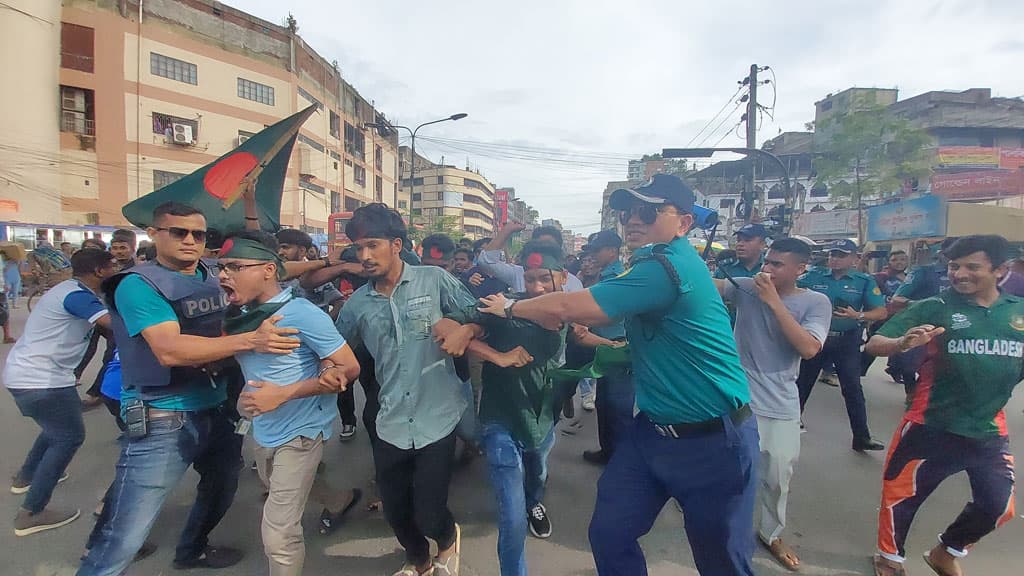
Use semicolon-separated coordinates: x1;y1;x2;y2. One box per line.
458;242;569;575
866;235;1023;576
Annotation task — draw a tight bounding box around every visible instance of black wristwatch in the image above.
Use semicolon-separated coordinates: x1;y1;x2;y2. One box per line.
504;299;517;319
321;256;332;267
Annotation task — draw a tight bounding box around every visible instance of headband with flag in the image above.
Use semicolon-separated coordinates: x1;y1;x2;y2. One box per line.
219;237;287;280
520;241;564;271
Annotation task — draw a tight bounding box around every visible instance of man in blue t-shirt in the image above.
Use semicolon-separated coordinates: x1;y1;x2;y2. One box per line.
219;232;359;576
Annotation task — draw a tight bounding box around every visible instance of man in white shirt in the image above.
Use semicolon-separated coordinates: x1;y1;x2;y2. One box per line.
4;248;116;536
476;222;585;293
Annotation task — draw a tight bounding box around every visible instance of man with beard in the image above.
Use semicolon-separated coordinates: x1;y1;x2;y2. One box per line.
334;204;480;576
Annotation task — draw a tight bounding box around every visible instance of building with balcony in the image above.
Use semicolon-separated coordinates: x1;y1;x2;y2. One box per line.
0;0;400;233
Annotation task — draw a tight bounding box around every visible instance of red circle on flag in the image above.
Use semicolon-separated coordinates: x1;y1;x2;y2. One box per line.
203;152;259;200
525;252;544;269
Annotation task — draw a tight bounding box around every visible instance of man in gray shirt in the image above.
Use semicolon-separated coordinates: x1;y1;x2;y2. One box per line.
715;237;832;572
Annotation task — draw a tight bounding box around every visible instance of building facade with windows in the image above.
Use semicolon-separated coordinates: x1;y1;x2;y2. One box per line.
0;0;399;233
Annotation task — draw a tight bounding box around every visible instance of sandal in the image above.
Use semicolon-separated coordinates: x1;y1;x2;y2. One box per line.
922;551;959;576
433;522;461;575
873;554;907;576
765;538;800;571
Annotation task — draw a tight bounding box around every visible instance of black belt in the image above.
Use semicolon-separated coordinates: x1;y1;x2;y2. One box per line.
650;404;752;439
828;328;859;338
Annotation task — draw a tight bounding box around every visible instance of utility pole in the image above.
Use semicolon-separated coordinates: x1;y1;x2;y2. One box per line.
745;63;758;224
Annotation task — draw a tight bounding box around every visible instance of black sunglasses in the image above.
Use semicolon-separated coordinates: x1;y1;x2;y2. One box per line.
618;204;679;226
156;227;207;243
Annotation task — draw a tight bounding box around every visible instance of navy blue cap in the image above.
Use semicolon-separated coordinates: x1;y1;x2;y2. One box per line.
587;230;622;251
829;239;859;254
734;223;768;239
609;174;696;212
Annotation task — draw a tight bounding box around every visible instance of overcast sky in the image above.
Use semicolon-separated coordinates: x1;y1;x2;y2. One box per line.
235;0;1024;234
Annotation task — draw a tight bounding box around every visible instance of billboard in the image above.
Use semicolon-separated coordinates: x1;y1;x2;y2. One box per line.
935;146;1024;170
494;188;510;226
866;195;947;242
791;209;859;239
931;170;1022;201
936;146;1000;169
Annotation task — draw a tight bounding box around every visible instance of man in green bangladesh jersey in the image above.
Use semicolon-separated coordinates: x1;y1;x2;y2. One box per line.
866;235;1023;576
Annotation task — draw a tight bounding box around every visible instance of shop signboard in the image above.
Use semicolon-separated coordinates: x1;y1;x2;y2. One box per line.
791;208;858;239
931;170;1022;201
866;195;947;242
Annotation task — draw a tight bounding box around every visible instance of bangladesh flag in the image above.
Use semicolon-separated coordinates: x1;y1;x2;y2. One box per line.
122;105;317;234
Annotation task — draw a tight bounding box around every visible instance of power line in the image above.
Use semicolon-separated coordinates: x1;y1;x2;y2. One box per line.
684;84;747;148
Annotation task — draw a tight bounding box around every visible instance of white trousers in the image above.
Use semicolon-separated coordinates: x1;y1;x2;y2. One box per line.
754;415;801;545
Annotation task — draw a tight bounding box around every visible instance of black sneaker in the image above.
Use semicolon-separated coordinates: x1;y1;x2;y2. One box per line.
527;504;552;539
852;437;885;452
172;546;244;570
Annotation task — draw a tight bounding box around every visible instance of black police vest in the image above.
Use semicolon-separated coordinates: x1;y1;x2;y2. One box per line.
103;260;228;401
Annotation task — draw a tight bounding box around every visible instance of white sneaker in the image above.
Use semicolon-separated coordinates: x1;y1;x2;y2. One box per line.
581;394;595;411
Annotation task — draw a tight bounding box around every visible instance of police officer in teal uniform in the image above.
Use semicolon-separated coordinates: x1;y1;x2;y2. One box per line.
715;223;767;280
795;239;888;451
478;174;758;576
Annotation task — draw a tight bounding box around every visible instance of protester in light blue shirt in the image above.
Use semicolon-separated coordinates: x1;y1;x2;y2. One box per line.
219;231;359;576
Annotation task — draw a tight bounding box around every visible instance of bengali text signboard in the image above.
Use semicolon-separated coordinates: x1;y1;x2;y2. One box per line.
931;170;1022;201
866;195;947;242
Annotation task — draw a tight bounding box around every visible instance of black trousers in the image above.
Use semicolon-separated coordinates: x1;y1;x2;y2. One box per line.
336;386;357;427
76;329;115;397
373;432;458;566
797;329;872;441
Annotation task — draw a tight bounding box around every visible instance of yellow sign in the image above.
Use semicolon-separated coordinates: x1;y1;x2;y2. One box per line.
937;146;999;167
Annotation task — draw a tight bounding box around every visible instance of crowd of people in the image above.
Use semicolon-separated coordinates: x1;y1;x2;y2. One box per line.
2;173;1023;576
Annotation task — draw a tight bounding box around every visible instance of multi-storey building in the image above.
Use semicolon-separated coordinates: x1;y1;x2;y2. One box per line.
399;148;496;239
0;0;400;236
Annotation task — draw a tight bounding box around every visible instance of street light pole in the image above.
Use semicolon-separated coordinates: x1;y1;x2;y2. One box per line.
662;146;793;232
365;113;467;224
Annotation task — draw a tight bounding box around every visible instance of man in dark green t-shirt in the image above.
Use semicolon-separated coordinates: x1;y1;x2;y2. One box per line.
866;235;1023;576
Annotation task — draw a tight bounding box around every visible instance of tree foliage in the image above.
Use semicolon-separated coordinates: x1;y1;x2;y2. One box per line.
408;215;466;244
813;104;932;208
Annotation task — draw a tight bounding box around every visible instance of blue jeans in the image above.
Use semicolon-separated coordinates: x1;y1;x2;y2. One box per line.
578;378;594;398
78;408;243;576
596;368;634;455
481;423;556;576
589;413;759;576
10;387;86;513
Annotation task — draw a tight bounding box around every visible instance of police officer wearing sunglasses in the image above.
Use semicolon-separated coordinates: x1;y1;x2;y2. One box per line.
478;174;758;576
80;202;301;575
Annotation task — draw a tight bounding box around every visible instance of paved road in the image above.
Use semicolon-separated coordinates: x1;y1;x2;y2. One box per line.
2;304;1022;575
